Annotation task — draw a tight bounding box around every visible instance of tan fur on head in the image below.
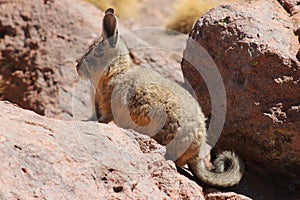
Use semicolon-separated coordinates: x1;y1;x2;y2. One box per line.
76;9;244;187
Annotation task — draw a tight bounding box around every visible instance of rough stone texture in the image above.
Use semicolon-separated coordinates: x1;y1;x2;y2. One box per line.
232;170;300;199
0;100;205;199
205;192;252;200
278;0;300;14
0;0;102;119
181;0;300;191
121;29;186;84
1;0;298;198
279;0;300;49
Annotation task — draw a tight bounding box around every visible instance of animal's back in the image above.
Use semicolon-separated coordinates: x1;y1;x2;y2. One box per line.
76;8;244;188
110;66;207;165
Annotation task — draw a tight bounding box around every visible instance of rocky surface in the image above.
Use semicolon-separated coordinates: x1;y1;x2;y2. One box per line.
182;0;300;191
0;100;206;199
1;0;300;199
279;0;300;46
121;29;186;84
205;192;252;200
0;0;102;119
278;0;300;14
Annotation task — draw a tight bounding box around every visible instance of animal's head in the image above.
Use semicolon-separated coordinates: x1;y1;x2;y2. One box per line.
76;8;127;82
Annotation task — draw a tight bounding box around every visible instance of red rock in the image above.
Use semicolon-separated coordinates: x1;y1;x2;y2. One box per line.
0;100;205;199
0;0;102;119
205;192;252;200
121;29;187;84
278;0;300;14
182;0;300;191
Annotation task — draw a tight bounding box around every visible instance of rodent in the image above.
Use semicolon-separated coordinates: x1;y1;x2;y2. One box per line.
76;8;244;187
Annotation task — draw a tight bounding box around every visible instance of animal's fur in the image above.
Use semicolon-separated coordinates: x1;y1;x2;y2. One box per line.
76;8;244;187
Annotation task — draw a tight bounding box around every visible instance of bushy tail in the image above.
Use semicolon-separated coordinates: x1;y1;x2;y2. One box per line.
188;151;244;187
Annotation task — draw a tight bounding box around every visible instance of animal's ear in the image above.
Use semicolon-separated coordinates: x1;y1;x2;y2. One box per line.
102;8;119;47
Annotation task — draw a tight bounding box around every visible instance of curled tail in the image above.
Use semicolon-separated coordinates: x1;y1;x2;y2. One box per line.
188;151;244;187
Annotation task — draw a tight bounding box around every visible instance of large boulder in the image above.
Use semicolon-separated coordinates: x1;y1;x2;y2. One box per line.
181;0;300;190
0;101;206;199
0;0;102;119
